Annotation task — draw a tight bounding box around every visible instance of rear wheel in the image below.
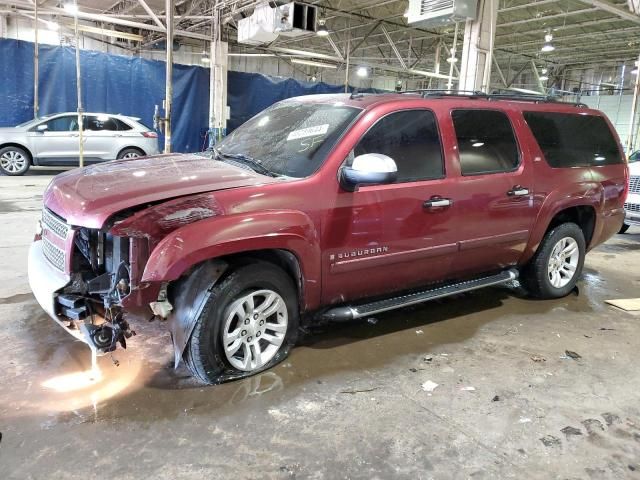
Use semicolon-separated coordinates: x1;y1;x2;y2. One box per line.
184;262;298;385
117;148;144;160
619;223;630;234
0;146;30;176
521;222;585;299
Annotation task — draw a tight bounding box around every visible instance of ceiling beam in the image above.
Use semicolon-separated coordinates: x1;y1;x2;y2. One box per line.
577;0;640;24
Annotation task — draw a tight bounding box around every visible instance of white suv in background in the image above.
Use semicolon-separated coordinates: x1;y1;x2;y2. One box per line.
621;151;640;234
0;113;160;176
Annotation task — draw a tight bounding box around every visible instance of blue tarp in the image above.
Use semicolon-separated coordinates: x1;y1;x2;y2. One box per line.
0;38;383;153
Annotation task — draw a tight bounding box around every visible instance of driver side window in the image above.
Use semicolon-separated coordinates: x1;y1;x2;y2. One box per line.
352;109;444;183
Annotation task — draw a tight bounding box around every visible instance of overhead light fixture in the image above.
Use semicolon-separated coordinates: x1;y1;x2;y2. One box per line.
201;56;210;63
541;68;548;74
311;75;317;82
63;3;79;14
316;19;329;37
291;58;337;69
539;75;549;81
356;66;368;77
541;32;554;52
46;20;59;31
633;61;639;75
446;56;458;63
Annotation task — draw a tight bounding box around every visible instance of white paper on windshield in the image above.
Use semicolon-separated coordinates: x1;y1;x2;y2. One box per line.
287;124;329;141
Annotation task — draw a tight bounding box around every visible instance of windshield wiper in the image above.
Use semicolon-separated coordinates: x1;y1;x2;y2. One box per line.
213;149;277;177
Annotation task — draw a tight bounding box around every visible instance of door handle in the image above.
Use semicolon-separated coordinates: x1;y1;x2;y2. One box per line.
507;186;529;197
423;196;452;209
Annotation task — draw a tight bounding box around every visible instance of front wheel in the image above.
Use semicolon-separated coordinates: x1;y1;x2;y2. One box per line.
0;146;30;176
521;222;586;299
183;262;298;385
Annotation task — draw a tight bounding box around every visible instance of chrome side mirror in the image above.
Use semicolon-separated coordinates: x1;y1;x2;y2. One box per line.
339;153;398;192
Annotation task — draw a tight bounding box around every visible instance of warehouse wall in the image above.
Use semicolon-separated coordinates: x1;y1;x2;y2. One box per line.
0;38;385;153
1;15;397;90
580;95;640;152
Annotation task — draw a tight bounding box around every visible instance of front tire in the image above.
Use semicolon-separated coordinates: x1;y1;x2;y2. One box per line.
184;262;298;385
0;146;30;176
522;222;586;299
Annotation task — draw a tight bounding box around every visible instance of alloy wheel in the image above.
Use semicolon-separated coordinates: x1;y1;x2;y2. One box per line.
547;237;579;288
0;150;27;173
222;289;288;372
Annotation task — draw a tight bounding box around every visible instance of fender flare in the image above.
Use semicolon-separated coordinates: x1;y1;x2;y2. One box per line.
521;184;601;263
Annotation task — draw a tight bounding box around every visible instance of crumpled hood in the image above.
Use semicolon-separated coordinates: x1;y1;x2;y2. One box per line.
44;153;279;228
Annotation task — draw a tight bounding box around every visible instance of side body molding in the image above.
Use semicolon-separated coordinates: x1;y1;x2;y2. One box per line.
142;209;322;310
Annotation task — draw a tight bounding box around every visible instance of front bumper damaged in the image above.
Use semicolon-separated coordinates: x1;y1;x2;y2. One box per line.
28;240;85;342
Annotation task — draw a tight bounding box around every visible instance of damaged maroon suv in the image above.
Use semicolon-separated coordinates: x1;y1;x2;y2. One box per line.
29;92;628;384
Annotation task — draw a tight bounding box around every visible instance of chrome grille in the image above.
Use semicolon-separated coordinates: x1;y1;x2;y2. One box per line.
41;207;69;272
629;176;640;194
625;203;640;214
42;236;66;271
42;208;70;239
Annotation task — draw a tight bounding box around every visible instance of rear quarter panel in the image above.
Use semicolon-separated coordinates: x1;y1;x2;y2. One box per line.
515;106;627;261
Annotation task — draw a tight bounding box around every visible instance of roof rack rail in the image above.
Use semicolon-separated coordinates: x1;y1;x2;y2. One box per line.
398;88;588;107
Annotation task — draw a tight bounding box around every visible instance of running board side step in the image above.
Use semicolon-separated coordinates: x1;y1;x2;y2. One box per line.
322;269;519;322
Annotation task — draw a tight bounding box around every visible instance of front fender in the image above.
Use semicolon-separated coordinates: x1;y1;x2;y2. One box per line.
142;209;321;309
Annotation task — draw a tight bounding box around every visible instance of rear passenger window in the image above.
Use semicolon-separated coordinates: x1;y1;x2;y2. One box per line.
452;110;519;175
354;110;444;182
85;116;132;131
523;112;622;167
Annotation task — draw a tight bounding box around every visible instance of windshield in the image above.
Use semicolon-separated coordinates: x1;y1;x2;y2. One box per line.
215;100;361;178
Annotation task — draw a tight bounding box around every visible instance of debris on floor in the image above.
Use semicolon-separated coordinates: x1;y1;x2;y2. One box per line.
540;435;561;447
519;417;532;424
605;298;640;311
582;418;605;434
564;350;582;360
492;395;500;402
339;387;379;395
423;355;433;362
421;380;439;392
602;412;621;426
531;354;546;363
560;426;583;438
415;330;424;335
460;386;476;392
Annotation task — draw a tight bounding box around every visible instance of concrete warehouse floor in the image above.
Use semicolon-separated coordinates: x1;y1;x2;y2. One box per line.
1;172;640;480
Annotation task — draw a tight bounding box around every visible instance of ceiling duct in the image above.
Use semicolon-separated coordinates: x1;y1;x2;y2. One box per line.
407;0;478;28
275;2;317;37
238;2;318;45
237;2;278;45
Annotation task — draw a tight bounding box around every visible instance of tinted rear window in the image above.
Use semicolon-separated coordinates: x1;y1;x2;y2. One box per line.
523;112;622;167
452;109;520;175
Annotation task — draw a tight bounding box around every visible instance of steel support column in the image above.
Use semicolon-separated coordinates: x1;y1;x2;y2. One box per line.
34;0;39;118
627;54;640;153
164;0;174;154
208;4;228;149
72;0;84;168
458;0;498;92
